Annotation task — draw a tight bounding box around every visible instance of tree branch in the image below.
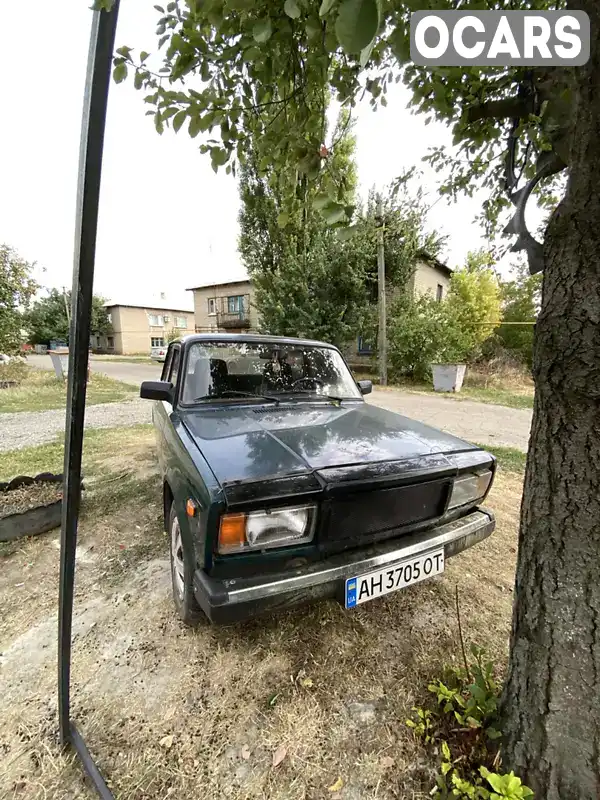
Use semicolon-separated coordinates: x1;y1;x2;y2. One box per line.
467;96;532;124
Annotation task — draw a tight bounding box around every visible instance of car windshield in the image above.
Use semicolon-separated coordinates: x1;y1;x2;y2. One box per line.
181;341;362;404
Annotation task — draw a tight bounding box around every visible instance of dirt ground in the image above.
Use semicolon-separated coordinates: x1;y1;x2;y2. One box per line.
0;429;522;799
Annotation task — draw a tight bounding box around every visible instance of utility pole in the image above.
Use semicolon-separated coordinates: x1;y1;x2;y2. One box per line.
376;194;387;386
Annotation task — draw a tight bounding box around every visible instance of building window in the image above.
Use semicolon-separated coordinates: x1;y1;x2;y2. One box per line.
107;336;114;349
151;337;165;348
208;298;217;316
107;312;112;324
148;314;164;326
436;284;444;302
357;336;373;355
228;295;244;314
175;316;187;328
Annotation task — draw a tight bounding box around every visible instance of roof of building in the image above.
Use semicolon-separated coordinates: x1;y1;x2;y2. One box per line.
104;293;194;313
417;251;453;276
187;277;250;291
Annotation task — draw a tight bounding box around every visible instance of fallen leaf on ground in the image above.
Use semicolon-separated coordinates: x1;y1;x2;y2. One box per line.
241;745;251;760
328;777;344;792
159;734;174;750
380;755;395;768
300;677;314;688
272;744;287;767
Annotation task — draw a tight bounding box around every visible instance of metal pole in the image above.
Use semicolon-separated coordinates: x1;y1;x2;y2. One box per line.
63;287;71;328
376;194;387;386
58;1;120;795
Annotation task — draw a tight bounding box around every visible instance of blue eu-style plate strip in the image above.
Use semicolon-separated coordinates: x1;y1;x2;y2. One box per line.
345;577;357;609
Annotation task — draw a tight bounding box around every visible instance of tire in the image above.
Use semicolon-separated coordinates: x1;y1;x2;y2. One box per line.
169;503;204;626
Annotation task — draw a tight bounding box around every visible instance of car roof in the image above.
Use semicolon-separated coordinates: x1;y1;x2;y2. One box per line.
177;333;338;349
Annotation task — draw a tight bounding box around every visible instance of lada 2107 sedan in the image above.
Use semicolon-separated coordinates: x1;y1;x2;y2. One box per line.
140;334;496;624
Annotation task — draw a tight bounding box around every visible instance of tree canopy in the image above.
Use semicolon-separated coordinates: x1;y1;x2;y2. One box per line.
107;0;568;260
0;244;37;355
26;289;112;346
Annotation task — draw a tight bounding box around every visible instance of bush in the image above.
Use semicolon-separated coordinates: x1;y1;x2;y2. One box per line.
388;295;473;381
0;360;28;385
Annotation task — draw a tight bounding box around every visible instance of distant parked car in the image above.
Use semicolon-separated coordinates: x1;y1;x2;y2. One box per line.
0;354;11;364
140;333;496;625
151;345;167;362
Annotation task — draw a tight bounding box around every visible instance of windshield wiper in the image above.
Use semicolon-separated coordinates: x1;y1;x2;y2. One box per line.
284;390;346;404
193;389;280;405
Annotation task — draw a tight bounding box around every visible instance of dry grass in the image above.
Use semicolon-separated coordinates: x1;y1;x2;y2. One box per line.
0;431;523;800
354;363;535;411
0;366;137;413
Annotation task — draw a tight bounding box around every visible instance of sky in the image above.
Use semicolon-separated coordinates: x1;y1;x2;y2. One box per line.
0;0;529;305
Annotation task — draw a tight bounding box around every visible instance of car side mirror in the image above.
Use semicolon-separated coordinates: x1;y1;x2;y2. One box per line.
357;379;372;395
140;380;173;402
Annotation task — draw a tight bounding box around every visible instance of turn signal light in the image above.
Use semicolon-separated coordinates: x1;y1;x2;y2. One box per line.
186;498;198;517
218;513;246;553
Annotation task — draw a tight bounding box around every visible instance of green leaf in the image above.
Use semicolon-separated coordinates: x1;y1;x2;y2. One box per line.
134;70;144;90
277;212;290;227
284;0;301;19
116;46;132;59
314;192;333;211
253;18;272;44
154;111;164;135
319;0;335;15
360;39;375;68
335;0;379;55
173;110;187;133
189;115;203;138
321;202;347;225
113;62;128;83
140;51;150;62
441;741;451;760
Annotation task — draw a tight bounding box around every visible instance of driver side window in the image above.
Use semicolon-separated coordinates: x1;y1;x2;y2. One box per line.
161;345;181;388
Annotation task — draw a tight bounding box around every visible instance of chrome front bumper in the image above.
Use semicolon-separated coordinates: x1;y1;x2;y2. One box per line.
193;508;495;623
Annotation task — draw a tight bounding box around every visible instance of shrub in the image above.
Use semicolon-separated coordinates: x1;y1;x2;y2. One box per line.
388;295;473;381
407;644;533;800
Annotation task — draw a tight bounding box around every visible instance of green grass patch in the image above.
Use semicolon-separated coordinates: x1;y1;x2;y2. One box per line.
0;366;137;413
91;355;154;364
350;370;534;411
390;380;534;411
0;424;153;481
474;443;527;474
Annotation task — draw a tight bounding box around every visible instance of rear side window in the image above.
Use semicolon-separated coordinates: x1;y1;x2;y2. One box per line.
169;347;181;386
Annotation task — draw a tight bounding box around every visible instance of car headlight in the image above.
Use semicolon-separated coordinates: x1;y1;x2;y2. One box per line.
218;503;317;554
448;471;493;510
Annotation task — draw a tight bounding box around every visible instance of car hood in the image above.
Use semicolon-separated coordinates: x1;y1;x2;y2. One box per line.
179;401;479;487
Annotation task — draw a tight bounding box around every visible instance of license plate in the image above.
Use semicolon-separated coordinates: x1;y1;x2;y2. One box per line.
345;549;444;609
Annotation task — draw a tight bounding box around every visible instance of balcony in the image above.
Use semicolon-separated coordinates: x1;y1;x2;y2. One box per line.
217;310;251;329
200;293;251;330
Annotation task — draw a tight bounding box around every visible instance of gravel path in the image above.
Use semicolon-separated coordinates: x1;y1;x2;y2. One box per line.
0;398;151;452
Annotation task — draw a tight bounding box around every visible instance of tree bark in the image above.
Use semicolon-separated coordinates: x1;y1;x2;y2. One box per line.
501;3;600;797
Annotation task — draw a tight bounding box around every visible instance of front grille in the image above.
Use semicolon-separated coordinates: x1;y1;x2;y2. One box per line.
321;478;450;551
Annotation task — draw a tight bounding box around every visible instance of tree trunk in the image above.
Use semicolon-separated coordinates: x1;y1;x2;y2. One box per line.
501;3;600;797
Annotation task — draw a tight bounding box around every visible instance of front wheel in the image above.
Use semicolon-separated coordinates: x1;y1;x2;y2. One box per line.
169;503;204;626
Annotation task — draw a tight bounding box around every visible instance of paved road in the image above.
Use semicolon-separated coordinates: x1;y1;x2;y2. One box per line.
21;355;532;452
368;390;531;452
26;354;161;385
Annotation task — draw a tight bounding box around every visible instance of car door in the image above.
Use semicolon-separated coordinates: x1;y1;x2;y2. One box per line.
154;344;181;474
